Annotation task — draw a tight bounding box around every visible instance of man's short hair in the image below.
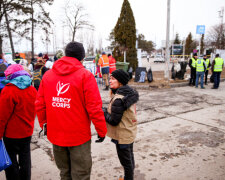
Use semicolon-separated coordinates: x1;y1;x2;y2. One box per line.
65;42;85;61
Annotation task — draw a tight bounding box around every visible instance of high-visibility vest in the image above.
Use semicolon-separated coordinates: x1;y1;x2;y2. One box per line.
98;55;109;68
214;58;224;72
14;58;21;64
196;59;204;72
205;59;210;70
109;56;116;73
191;58;196;68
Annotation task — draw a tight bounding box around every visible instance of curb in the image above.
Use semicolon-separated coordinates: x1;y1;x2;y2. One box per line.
129;78;225;90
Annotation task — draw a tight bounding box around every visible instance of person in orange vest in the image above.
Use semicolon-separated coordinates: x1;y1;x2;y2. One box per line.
98;52;109;90
108;53;116;74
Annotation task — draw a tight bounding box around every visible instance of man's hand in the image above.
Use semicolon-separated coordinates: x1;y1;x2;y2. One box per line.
95;135;105;143
102;107;107;113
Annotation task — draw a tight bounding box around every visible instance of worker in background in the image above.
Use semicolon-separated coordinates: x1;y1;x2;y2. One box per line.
14;52;22;64
195;57;206;89
98;52;109;90
188;53;197;86
211;54;224;89
37;53;44;62
203;55;211;85
147;55;150;62
108;53;116;74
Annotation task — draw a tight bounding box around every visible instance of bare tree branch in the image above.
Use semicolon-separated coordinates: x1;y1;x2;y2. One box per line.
63;1;94;42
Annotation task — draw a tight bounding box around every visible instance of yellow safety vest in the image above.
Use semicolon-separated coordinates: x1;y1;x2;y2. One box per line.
191;58;196;68
214;58;224;72
14;58;21;62
196;59;204;72
205;59;210;70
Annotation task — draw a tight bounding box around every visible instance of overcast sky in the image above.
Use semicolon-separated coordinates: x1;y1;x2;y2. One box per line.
7;0;225;54
49;0;225;50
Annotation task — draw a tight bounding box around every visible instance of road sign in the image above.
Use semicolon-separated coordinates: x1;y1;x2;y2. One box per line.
196;25;205;34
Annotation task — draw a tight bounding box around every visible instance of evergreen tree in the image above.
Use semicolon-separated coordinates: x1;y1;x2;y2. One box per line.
174;33;181;44
185;32;194;55
113;0;137;70
108;29;117;51
200;34;204;54
137;34;155;54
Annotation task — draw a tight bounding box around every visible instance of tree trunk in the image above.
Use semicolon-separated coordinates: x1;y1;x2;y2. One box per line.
72;28;76;42
3;4;15;58
31;1;34;58
0;35;2;55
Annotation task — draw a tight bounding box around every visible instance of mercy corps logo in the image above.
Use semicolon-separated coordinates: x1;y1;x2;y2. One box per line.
57;81;70;96
52;81;71;109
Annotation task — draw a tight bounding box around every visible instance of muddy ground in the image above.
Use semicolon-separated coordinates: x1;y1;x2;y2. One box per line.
1;80;225;180
0;58;225;180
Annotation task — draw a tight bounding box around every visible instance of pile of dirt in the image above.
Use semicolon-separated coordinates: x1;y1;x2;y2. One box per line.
128;78;171;89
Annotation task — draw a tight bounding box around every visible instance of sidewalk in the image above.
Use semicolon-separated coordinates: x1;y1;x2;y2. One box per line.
1;82;225;180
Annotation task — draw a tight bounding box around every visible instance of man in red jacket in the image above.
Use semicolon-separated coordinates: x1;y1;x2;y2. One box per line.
108;53;116;74
35;41;107;180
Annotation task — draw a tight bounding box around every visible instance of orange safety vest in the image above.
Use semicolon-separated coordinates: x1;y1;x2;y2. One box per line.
109;56;116;73
98;55;109;68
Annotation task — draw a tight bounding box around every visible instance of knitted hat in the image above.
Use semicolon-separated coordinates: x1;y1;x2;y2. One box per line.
65;42;85;61
111;69;130;85
5;64;24;77
38;53;43;57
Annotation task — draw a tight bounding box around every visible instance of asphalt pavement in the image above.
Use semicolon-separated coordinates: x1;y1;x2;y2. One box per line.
0;74;225;180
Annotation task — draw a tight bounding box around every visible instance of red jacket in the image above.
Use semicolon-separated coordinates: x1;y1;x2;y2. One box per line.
108;56;116;73
35;56;107;146
0;84;37;139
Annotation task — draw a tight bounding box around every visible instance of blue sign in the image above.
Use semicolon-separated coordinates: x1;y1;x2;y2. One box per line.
196;25;205;34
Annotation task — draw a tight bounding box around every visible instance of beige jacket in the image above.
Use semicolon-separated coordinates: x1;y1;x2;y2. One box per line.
106;94;137;144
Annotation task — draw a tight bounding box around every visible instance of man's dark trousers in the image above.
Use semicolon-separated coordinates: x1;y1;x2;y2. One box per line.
53;140;92;180
189;68;196;85
4;136;32;180
213;72;221;88
205;70;209;84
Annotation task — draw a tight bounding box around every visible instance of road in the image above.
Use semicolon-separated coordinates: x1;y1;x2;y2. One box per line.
1;81;225;180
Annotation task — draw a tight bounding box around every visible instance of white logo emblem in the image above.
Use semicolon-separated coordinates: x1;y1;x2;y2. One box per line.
56;81;70;96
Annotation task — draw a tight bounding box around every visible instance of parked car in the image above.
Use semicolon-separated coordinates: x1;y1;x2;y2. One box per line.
84;56;96;62
154;55;165;63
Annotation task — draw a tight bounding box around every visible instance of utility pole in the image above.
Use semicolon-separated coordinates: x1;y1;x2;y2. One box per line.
218;7;224;49
218;7;224;27
199;36;201;56
164;0;171;81
183;38;186;60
